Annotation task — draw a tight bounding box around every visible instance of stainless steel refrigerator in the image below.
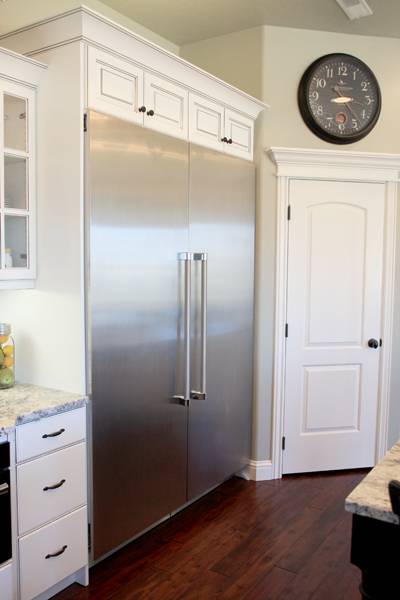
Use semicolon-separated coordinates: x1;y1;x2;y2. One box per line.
86;111;255;561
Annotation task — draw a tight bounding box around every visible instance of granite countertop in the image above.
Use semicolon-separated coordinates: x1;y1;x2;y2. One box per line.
345;442;400;525
0;383;87;434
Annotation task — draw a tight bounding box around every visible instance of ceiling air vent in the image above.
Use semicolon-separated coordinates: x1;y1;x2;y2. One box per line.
335;0;373;20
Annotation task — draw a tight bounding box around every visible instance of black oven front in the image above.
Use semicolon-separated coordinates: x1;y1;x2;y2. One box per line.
0;441;11;566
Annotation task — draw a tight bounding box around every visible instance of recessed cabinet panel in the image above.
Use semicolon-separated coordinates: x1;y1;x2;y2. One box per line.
4;94;27;152
87;47;144;125
189;94;224;152
144;72;188;139
224;108;253;160
5;155;27;209
5;215;28;268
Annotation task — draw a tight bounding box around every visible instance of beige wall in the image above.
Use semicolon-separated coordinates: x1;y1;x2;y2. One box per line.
0;0;179;54
182;26;400;459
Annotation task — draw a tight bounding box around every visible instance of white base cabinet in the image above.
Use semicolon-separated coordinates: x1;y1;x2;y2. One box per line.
13;407;88;600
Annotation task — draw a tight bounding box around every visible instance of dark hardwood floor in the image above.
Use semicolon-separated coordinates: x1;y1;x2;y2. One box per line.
56;470;366;600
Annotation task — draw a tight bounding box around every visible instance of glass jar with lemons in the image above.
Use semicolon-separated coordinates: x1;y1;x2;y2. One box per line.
0;324;15;389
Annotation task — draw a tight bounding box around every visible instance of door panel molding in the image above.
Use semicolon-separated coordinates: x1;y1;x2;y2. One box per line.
268;147;400;480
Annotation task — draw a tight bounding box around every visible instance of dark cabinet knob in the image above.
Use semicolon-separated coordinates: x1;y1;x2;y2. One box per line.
147;109;155;116
221;137;228;143
368;338;379;349
138;106;146;113
227;138;233;144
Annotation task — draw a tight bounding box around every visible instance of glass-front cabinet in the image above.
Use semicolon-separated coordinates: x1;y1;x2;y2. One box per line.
0;79;36;285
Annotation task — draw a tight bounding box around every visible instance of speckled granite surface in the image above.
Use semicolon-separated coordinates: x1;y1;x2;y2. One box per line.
345;442;400;525
0;383;87;434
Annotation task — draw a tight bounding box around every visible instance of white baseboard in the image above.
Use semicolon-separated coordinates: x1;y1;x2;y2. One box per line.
238;459;274;481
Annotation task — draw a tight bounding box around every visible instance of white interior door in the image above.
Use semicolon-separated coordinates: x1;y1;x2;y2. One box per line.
283;179;385;474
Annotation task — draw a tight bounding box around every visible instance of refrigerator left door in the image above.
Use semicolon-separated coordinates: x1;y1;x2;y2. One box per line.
87;112;189;561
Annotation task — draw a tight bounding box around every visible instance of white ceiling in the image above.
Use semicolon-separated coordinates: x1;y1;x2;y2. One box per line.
98;0;400;45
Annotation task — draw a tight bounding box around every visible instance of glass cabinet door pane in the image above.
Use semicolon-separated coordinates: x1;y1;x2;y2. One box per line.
4;216;28;268
4;94;27;152
4;155;27;209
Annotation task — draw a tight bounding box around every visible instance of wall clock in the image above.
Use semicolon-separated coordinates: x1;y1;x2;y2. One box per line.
298;53;381;144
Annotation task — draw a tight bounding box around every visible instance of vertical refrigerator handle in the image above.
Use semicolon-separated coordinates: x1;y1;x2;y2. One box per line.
191;252;208;401
173;252;193;406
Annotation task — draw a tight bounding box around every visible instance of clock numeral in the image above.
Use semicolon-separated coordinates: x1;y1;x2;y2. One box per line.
352;118;358;129
362;109;366;119
353;71;357;81
316;78;326;88
361;81;368;92
338;123;345;132
338;65;348;76
326;67;333;79
310;91;319;101
316;105;323;116
365;96;374;105
326;117;333;128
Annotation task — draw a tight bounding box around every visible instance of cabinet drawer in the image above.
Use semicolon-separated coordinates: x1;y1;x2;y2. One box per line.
224;108;253;160
189;93;224;152
17;443;86;535
19;507;87;600
87;46;144;125
16;407;86;462
144;72;188;139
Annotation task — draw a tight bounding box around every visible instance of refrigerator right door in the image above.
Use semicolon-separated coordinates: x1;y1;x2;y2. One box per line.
188;144;255;499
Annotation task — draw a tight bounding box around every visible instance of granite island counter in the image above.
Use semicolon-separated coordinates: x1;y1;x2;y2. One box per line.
345;442;400;600
0;383;87;435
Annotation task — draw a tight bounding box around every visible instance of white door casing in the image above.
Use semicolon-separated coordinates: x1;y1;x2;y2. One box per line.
269;148;400;480
284;179;384;473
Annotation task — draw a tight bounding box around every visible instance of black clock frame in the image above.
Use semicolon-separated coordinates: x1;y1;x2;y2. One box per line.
298;53;382;145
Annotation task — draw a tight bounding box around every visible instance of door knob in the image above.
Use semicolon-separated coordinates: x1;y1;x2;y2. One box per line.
138;106;146;113
147;109;155;116
368;338;379;349
221;137;228;143
227;138;233;144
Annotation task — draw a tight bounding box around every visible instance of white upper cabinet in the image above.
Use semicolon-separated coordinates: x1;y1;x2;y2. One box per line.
0;48;46;289
0;8;266;161
224;108;254;160
87;47;144;125
189;93;225;152
143;72;188;139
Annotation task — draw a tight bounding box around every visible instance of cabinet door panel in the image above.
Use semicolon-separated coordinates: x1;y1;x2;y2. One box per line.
19;507;87;600
189;93;224;152
224;108;253;160
143;73;188;139
17;443;87;535
87;47;144;125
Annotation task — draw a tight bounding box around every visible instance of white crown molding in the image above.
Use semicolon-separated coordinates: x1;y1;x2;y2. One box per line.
268;147;400;181
0;45;47;88
238;460;274;481
0;6;267;118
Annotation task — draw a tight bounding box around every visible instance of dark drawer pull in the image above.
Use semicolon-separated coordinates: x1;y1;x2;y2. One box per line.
43;479;66;492
42;428;65;439
45;545;68;559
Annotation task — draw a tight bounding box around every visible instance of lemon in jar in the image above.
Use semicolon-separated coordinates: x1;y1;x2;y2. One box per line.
3;356;13;368
0;368;14;388
2;346;13;357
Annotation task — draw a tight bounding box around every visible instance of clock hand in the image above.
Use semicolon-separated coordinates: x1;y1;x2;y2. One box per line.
332;86;360;122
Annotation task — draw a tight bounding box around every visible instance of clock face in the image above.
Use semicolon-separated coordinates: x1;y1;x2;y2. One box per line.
298;53;381;144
